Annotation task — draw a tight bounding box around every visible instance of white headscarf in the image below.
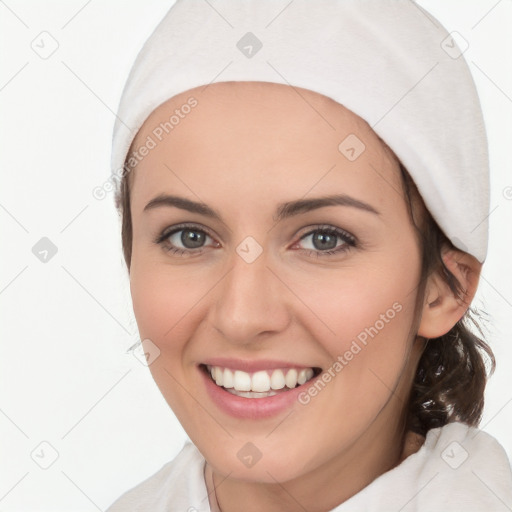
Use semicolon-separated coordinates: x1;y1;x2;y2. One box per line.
111;0;489;262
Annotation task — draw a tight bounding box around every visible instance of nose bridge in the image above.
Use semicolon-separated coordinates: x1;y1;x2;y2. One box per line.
210;240;289;343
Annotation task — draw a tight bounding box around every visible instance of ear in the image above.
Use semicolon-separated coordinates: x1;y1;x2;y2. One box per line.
417;248;482;338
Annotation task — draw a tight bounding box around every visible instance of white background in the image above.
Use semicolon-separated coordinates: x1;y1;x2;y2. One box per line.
1;1;511;510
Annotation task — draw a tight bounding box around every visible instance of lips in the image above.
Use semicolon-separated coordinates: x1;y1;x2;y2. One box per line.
199;360;322;418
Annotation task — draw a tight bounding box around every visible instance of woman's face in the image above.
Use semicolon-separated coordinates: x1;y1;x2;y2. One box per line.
128;82;425;486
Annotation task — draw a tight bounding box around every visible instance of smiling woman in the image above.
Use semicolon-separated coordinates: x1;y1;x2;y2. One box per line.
105;1;512;511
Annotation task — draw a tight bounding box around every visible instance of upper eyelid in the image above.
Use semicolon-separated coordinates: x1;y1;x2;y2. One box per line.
159;223;216;240
299;225;354;238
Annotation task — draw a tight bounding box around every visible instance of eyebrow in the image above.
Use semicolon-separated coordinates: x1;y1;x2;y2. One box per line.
143;193;380;221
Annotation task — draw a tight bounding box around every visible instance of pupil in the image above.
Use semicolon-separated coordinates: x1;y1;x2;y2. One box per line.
313;232;336;250
182;230;204;249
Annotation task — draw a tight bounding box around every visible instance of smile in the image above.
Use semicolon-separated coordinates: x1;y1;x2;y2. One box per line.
205;365;320;398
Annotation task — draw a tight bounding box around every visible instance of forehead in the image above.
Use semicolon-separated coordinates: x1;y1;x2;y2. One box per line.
128;81;402;212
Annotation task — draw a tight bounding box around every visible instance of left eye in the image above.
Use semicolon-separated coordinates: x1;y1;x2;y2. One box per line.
296;227;356;255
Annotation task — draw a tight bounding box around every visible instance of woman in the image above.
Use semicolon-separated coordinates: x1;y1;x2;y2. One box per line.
107;1;512;510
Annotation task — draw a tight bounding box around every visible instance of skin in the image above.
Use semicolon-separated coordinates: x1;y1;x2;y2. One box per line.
127;81;481;512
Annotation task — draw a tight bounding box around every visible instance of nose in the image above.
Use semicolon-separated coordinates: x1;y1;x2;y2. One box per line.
208;245;291;347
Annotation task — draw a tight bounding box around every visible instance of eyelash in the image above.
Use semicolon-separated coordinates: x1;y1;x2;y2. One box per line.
293;225;356;258
154;223;357;258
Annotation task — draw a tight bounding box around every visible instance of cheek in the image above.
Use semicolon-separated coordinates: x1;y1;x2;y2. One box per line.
130;259;203;342
290;256;418;346
129;264;205;410
129;265;205;416
288;251;421;403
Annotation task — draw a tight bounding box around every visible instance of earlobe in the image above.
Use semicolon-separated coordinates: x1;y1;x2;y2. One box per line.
417;249;482;339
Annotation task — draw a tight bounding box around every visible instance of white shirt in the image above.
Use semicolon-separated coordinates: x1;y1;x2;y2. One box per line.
106;422;512;511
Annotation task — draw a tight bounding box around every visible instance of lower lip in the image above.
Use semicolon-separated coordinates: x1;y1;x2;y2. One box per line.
201;367;317;419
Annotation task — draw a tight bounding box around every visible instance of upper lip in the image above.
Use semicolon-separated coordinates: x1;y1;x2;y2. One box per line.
201;358;320;373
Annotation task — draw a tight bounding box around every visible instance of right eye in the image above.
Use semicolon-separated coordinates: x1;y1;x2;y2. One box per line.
155;223;220;257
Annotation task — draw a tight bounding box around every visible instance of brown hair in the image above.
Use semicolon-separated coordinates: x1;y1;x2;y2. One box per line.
114;156;495;437
397;163;495;435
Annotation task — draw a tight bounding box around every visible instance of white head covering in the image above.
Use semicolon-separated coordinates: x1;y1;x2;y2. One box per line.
111;0;489;262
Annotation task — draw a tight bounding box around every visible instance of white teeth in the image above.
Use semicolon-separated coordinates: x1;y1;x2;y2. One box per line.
227;389;278;398
214;367;223;387
223;368;234;389
207;365;316;394
285;368;298;388
251;371;271;392
270;369;285;390
298;368;314;385
233;370;252;391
